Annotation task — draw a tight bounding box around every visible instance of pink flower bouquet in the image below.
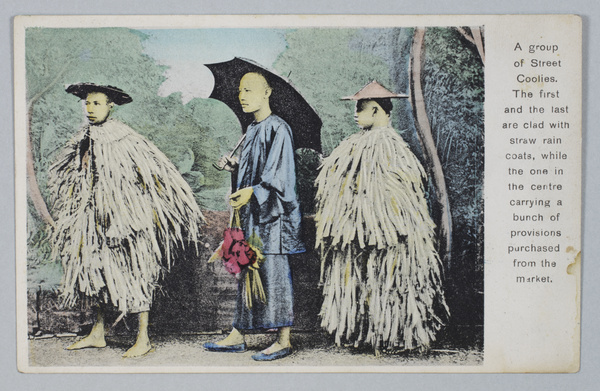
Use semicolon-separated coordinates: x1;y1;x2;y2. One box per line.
209;213;266;308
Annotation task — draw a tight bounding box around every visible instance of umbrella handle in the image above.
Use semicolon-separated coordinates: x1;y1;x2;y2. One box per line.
213;134;246;171
212;162;226;171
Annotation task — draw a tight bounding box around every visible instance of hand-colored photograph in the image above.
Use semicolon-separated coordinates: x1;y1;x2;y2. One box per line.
20;22;484;371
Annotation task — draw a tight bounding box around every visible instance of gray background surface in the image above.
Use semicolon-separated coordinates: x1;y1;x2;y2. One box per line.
3;1;598;390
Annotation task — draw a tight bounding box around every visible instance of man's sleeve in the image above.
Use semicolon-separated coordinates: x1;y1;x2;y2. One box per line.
252;122;297;219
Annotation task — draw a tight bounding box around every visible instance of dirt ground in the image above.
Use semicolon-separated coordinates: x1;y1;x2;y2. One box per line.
26;331;483;371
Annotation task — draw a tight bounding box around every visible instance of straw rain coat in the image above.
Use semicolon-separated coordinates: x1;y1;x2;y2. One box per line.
315;126;449;351
48;118;204;314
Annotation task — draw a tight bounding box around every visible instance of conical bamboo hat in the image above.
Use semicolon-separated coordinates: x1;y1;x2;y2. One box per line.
341;81;408;100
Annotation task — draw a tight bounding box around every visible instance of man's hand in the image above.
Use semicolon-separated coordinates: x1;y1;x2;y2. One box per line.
229;187;253;209
217;155;239;172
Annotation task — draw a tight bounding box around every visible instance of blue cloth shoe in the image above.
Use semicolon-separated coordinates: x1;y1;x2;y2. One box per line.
251;347;292;361
203;342;246;353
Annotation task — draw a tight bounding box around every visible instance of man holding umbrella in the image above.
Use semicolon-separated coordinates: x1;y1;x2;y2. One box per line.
204;71;305;361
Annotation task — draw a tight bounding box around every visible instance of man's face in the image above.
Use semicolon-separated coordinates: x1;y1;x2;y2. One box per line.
354;100;378;129
238;73;270;114
85;92;113;125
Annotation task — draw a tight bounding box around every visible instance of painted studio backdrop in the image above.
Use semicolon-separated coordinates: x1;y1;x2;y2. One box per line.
25;27;484;364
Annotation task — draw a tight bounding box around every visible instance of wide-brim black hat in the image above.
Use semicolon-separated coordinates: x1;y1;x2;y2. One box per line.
66;83;133;105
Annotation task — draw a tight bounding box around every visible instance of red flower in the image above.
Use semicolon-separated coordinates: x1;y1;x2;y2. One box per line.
221;228;257;275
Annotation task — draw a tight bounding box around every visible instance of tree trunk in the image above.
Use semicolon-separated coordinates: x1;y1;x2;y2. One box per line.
27;104;54;227
409;27;452;266
471;27;485;64
25;59;74;227
456;27;485;65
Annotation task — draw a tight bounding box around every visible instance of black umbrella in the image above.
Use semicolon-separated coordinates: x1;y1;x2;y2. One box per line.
205;57;322;153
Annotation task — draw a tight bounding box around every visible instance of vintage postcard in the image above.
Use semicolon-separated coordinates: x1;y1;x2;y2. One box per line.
14;14;581;373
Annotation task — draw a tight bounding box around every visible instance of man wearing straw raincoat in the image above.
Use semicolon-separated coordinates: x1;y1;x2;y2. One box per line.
315;81;449;355
48;83;204;358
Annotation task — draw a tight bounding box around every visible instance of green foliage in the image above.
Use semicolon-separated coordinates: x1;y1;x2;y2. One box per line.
186;98;242;204
26;26;484;304
425;28;484;88
294;148;321;214
274;29;399;216
277;26;484;314
25;28;235;287
349;28;421;150
422;27;484;284
274;29;392;156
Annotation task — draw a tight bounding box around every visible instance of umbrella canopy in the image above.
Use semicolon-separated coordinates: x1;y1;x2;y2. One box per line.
205;57;322;153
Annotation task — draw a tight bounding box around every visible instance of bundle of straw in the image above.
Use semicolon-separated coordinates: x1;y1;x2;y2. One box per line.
315;126;449;351
48;119;205;314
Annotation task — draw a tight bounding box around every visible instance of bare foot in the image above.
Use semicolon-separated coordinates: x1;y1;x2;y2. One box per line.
122;341;153;358
66;334;106;350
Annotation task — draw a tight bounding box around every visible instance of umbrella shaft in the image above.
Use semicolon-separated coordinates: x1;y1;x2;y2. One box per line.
213;134;246;171
229;134;246;157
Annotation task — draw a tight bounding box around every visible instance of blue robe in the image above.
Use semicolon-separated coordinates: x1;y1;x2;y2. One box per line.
233;114;304;329
236;114;304;255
